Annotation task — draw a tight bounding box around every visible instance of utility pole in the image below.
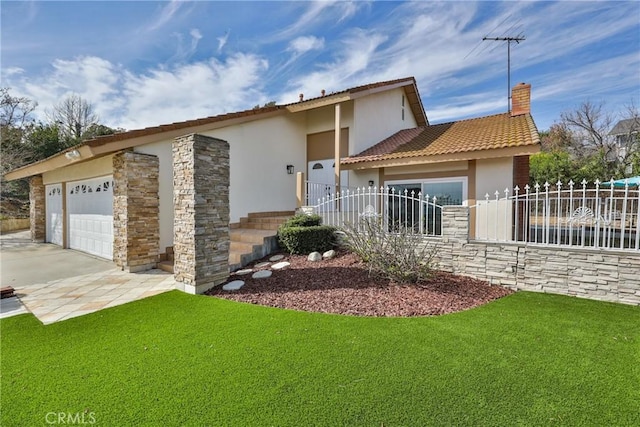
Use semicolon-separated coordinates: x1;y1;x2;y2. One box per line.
483;35;525;112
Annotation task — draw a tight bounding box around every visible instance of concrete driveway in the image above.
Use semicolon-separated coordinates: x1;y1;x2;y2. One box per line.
0;230;176;324
1;230;115;288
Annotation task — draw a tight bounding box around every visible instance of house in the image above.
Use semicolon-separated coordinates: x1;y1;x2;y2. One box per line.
334;82;540;239
4;77;540;294
609;117;639;167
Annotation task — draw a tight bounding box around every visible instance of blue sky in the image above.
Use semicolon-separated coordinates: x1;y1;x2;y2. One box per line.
2;1;639;132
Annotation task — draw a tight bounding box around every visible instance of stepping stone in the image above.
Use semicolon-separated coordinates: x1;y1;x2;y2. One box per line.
235;269;253;276
254;262;270;269
323;250;336;260
308;252;322;262
252;270;272;279
222;280;245;291
271;261;290;270
269;254;285;262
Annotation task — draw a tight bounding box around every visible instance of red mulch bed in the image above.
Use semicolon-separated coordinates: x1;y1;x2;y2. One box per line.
207;251;513;317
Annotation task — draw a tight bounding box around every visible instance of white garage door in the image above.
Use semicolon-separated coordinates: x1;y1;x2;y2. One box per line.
67;176;114;260
45;184;63;246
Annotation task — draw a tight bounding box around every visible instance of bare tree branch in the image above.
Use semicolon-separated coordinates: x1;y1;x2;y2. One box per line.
46;94;99;141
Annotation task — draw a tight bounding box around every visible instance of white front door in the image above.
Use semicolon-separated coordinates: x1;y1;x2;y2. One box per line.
307;159;349;207
45;184;63;246
67;176;114;259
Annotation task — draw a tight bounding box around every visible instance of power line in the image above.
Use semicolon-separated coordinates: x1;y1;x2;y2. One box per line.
482;35;525;112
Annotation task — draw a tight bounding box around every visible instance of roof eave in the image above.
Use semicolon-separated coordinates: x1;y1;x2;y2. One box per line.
341;144;541;170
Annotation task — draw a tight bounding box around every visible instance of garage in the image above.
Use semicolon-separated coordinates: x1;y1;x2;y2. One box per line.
66;176;114;260
45;183;63;246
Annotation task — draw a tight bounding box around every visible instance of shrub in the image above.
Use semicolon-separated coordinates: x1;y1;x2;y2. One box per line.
340;218;436;284
281;214;322;228
278;225;336;254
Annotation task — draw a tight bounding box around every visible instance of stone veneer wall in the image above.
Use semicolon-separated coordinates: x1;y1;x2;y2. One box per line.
29;175;46;242
428;206;640;305
113;151;160;272
173;134;230;294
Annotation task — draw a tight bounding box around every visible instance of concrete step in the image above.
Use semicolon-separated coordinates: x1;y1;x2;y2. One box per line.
158;260;174;274
227;211;292;270
230;241;257;253
247;210;295;218
230;229;276;244
236;221;281;231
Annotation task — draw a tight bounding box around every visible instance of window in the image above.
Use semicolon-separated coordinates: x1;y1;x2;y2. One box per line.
386;178;467;206
385;178;467;234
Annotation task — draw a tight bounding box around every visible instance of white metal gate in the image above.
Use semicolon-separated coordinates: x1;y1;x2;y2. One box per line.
67;176;114;259
45;183;63;246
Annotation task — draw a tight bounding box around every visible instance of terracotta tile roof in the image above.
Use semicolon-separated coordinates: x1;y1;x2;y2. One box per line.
342;112;540;165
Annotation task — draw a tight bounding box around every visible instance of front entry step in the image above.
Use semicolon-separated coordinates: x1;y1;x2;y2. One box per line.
229;211;293;271
151;211;294;274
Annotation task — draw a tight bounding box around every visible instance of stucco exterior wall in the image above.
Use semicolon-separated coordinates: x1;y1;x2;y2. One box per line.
203;114;306;223
42;155;115;185
475;157;514;200
349;170;380;190
351;88;418;156
475;157;514;241
135;114;307;249
305;102;354;135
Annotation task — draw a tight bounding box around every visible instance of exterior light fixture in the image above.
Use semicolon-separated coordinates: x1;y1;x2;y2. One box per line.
368;180;375;187
286;165;294;175
65;150;81;160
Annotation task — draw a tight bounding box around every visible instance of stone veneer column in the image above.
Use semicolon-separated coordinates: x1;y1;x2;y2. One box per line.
441;206;469;242
113;151;160;272
29;175;46;242
173;134;230;294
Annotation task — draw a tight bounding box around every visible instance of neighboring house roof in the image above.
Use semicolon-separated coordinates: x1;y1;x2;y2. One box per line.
342;112;540;167
5;77;426;181
609;118;640;136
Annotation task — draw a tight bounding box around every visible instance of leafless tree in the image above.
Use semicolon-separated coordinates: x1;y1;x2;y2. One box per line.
560;101;615;157
46;93;99;141
0;87;37;128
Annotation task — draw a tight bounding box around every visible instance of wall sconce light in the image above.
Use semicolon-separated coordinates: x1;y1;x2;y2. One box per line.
286;165;294;175
65;149;81;160
368;180;375;187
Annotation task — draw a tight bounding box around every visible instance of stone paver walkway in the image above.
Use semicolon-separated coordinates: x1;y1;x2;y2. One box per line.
12;269;177;325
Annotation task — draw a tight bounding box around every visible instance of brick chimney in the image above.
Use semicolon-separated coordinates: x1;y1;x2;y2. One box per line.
511;82;531;116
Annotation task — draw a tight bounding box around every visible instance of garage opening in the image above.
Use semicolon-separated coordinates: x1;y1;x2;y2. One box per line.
45;184;63;246
67;176;114;259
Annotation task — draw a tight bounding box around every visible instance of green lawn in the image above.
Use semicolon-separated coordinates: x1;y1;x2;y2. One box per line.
1;291;638;426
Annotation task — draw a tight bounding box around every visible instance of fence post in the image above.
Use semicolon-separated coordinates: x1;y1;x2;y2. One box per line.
296;172;305;208
441;206;469;242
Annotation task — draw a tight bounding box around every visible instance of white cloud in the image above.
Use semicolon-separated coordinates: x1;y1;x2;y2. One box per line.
273;1;367;42
217;30;230;53
287;36;325;55
120;53;269;128
146;0;183;32
190;28;203;53
4;54;270;130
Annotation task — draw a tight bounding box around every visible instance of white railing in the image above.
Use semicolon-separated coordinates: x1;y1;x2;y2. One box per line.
472;179;640;251
307;186;443;236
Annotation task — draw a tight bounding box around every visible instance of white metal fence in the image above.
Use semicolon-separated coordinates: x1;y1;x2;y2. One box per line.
472;179;640;251
308;185;444;236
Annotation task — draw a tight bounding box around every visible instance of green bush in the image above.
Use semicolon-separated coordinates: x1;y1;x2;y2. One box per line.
278;225;335;254
281;214;322;228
